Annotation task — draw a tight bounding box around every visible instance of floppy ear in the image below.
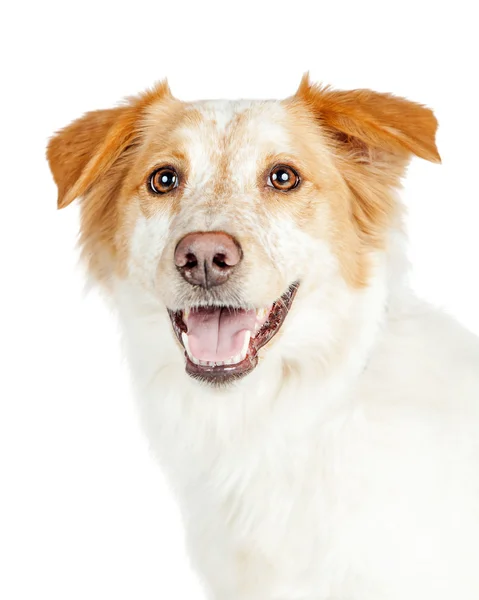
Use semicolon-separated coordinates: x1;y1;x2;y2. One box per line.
294;74;441;249
47;107;133;208
295;73;441;164
46;80;172;209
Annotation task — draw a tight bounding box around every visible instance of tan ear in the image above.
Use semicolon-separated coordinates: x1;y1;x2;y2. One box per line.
295;73;441;164
46;80;172;209
47;106;131;208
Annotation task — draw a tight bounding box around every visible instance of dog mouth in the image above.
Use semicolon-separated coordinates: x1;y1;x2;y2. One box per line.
168;282;299;384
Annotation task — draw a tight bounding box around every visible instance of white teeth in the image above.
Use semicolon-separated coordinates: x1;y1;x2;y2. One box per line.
199;360;226;367
255;307;271;333
241;331;251;358
256;308;267;320
183;308;190;323
182;332;200;365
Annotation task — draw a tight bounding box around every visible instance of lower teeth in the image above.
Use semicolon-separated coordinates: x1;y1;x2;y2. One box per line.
181;332;251;367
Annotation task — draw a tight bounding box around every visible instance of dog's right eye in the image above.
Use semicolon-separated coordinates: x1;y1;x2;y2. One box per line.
148;167;179;194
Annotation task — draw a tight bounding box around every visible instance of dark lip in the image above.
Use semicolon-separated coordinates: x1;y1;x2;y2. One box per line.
167;282;300;385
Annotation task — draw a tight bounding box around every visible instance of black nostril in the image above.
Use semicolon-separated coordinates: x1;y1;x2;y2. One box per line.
174;232;242;288
184;252;198;269
213;253;228;269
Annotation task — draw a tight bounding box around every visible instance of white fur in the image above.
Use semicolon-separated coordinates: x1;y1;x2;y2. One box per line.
103;100;479;599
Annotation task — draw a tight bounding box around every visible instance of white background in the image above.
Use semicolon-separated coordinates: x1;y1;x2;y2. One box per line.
1;1;478;598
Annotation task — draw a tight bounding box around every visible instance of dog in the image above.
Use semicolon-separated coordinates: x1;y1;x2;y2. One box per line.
47;75;479;600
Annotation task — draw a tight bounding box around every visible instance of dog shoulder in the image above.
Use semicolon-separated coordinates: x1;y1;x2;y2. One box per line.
361;300;479;418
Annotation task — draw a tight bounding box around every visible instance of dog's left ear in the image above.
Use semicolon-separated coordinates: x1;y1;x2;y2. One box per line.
295;73;441;164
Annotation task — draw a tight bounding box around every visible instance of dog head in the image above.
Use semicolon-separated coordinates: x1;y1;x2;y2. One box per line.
47;76;440;385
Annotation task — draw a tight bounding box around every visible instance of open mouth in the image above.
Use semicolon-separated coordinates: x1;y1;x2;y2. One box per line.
168;283;299;384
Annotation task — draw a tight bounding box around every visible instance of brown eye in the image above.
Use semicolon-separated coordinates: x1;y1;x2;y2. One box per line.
268;165;300;191
149;167;179;194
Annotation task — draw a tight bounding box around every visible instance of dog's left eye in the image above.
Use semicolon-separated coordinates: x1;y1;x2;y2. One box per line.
267;165;300;191
148;167;179;194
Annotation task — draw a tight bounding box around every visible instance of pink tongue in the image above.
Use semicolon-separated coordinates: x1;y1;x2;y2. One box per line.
186;307;256;362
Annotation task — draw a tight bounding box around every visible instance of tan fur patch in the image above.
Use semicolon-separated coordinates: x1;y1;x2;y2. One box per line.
47;81;185;279
255;110;368;288
295;74;441;163
281;74;441;287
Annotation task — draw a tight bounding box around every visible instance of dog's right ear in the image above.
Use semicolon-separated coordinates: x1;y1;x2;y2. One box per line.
46;80;173;209
47;107;131;209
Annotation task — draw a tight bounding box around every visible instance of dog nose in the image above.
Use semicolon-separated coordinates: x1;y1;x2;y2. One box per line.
174;232;242;288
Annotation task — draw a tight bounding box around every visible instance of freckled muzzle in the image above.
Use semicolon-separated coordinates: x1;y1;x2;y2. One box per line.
167;282;299;385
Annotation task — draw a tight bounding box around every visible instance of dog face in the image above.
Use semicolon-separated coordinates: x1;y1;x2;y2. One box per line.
47;76;440;385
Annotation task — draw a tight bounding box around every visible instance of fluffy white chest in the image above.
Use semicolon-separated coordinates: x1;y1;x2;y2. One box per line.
128;307;479;600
